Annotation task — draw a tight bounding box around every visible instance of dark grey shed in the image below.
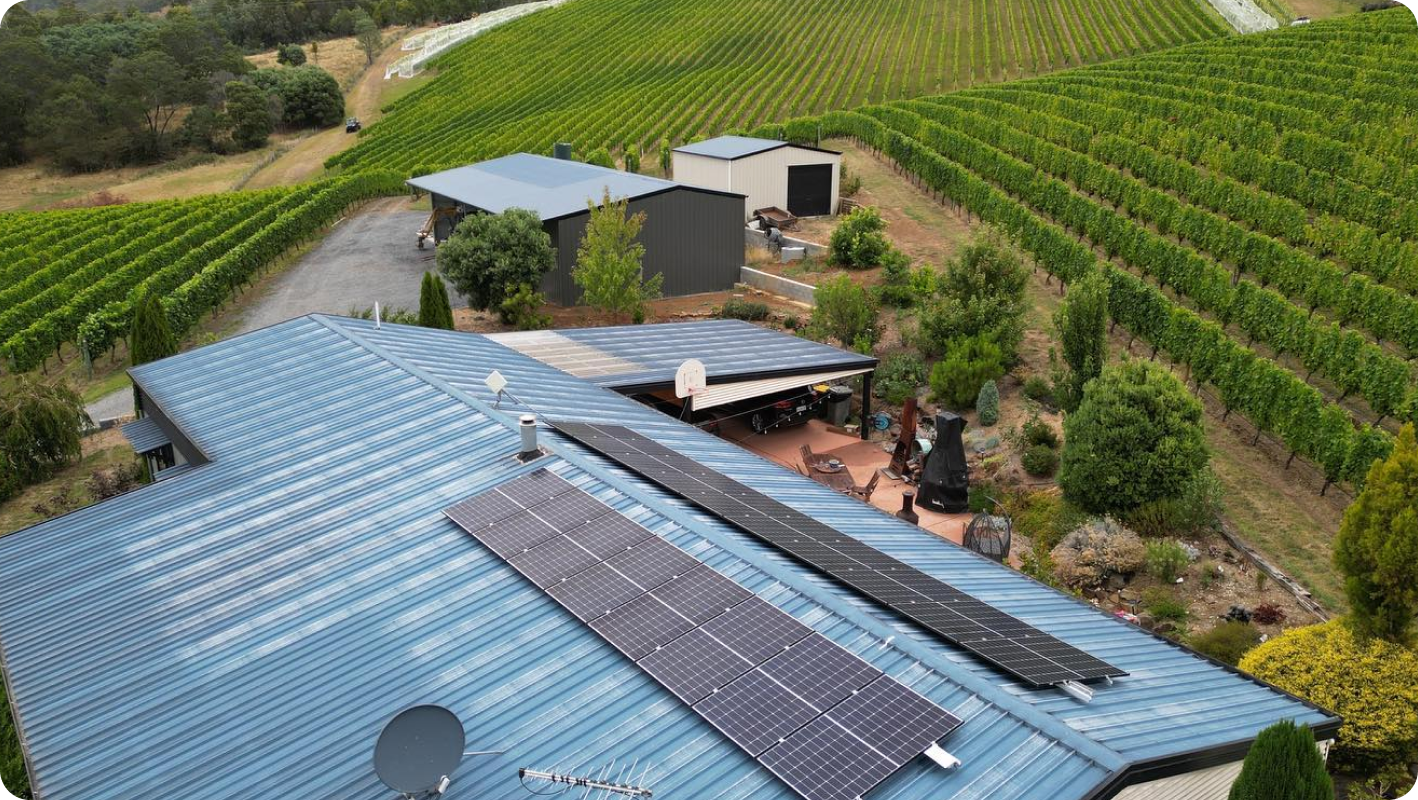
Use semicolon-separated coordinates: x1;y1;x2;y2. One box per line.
407;154;746;305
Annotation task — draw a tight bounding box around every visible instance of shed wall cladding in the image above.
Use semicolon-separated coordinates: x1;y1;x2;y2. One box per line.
1113;760;1243;800
542;188;743;305
731;146;841;220
670;154;731;194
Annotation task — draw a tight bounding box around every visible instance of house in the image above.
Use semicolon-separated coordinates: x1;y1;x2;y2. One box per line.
407;154;745;305
673;136;842;220
0;317;1338;800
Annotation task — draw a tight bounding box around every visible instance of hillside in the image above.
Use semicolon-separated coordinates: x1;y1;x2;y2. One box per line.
748;9;1416;493
329;0;1230;173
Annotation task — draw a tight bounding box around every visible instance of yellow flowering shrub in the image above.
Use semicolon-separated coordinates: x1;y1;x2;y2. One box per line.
1240;620;1418;777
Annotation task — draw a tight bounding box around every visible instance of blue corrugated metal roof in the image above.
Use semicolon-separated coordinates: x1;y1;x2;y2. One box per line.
406;154;740;221
492;320;877;390
675;136;791;160
120;416;168;453
0;316;1336;800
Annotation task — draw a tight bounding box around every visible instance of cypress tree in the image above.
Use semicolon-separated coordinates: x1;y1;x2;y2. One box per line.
129;292;177;366
976;379;1000;426
418;272;445;329
437;274;455;329
1053;269;1109;411
1228;720;1332;800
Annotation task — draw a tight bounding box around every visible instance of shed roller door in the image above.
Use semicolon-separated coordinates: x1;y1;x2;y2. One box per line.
787;164;832;217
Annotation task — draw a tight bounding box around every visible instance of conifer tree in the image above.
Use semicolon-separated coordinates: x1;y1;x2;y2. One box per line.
418;272;455;329
1228;721;1331;800
129;292;177;366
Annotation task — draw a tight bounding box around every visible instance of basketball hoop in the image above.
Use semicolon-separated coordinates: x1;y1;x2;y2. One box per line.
675;359;706;399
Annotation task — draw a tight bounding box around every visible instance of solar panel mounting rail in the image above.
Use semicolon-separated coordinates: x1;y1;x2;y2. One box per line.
550;422;1125;689
443;469;963;800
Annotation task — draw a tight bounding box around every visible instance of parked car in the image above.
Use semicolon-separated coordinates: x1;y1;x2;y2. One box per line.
345;117;362;133
733;386;828;434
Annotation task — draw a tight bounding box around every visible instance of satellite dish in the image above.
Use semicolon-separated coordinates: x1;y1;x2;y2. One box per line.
374;705;466;796
674;359;706;399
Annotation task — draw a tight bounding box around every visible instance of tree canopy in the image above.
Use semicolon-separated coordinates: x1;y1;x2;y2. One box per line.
418;272;455;330
438;209;556;319
0;377;91;502
1227;721;1332;800
572;189;662;322
129;291;178;366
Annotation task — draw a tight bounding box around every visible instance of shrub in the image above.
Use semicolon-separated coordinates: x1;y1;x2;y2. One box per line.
439;208;555;316
130;291;177;366
0;378;90;503
584;146;615;168
1125;468;1224;538
839;163;862;197
1050;517;1145;588
1021;415;1059;449
1251;603;1286;625
622;143;641;174
810;274;878;350
348;304;418;325
1022;375;1052;405
976;380;1000;426
1145;539;1190;583
1010;490;1087;553
1240;620;1418;776
917;227;1028;360
1053;270;1109;412
1143;588;1190;622
719;298;769;321
658;137;671;174
276;43;306;66
874;352;926;406
828;206;891;268
876;250;930;307
1059;360;1209;515
1228;720;1332;800
1334;423;1418;645
1022;444;1058;477
929;334;1005;409
498;283;551;330
1191;621;1263;666
417;271;454;330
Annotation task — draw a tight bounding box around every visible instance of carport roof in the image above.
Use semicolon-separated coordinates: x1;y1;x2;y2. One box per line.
485;319;878;392
406;153;742;221
674;135;841;161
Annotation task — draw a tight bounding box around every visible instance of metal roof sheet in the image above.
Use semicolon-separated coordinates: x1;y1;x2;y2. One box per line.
405;153;735;221
672;136;795;160
120;416;168;453
489;320;877;391
0;316;1337;800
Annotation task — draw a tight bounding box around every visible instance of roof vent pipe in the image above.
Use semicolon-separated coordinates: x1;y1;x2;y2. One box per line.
519;414;539;460
553;143;573;160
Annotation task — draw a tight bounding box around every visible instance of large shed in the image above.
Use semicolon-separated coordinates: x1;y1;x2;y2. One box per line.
672;136;842;220
408;154;746;305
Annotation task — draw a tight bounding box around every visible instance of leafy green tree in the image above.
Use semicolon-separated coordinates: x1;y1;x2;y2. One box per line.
225;80;272;150
828;206;890;268
929;334;1005;408
573;189;661;322
1059;360;1209;514
129;292;177;366
439;208;555;317
658;137;672;174
0;378;90;502
622;143;641;174
107;51;190;159
584;146;615;169
353;11;382;66
1054;270;1109;411
1241;620;1418;777
253;65;344;128
418;272;455;329
810;274;879;352
1334;423;1418;645
27;77;126;171
276;43;306;66
0;27;56;165
976;379;1000;425
499;283;552;330
1228;721;1332;800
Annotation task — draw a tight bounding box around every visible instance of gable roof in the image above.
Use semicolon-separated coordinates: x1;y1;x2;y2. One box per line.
406;153;742;221
0;317;1337;800
674;136;841;161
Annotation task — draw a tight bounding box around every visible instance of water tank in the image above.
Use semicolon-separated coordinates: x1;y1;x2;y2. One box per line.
553;142;573;160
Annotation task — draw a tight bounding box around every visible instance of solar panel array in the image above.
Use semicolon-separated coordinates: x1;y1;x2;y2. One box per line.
551;422;1125;688
444;470;963;800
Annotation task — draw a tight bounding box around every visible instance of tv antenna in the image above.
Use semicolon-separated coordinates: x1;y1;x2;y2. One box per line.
374;705;501;798
518;762;654;798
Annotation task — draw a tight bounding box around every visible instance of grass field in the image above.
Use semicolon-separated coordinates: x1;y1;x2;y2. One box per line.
330;0;1230;174
757;9;1417;495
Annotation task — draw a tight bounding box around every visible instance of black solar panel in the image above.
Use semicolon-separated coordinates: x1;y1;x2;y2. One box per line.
759;715;895;800
552;422;1126;688
648;566;752;625
695;668;820;756
444;470;967;800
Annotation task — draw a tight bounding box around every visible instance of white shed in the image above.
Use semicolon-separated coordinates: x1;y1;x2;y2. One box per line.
672;136;841;221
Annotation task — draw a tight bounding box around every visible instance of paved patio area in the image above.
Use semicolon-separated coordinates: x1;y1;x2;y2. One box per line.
718;419;971;544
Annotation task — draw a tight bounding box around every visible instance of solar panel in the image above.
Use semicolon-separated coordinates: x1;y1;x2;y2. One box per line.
759;635;881;710
759;716;896;800
590;593;697;660
695;668;820;756
552;422;1126;688
638;628;755;704
445;472;967;800
648;566;752;625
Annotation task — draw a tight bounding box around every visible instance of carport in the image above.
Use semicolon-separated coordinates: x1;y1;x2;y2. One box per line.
486;319;878;437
